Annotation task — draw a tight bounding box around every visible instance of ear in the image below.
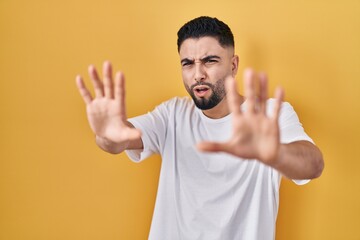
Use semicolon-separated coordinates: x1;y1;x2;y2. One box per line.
231;55;239;77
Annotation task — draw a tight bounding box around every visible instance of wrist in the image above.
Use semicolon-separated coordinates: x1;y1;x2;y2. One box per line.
260;144;282;168
95;135;128;154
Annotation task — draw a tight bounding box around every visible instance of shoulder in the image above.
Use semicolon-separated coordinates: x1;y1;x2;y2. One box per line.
265;99;301;126
266;99;296;116
266;98;292;109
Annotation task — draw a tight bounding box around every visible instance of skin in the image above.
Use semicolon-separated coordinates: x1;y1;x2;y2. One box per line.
76;36;324;179
179;37;239;118
76;62;143;152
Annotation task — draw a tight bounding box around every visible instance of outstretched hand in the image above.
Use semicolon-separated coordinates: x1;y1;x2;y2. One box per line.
76;61;141;144
197;69;284;165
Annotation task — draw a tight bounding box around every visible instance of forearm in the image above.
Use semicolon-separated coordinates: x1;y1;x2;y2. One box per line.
270;141;324;180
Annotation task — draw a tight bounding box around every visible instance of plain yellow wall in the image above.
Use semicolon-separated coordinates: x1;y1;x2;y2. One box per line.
1;0;359;239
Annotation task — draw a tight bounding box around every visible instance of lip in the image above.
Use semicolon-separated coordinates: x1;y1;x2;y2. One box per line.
193;85;210;97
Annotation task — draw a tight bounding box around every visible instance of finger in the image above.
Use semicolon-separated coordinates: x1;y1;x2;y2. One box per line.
103;61;114;99
115;71;127;119
258;72;268;114
88;65;104;98
244;68;256;113
272;86;284;120
196;141;230;153
225;76;242;116
76;75;93;104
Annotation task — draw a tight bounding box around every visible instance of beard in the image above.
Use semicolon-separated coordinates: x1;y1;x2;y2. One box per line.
185;78;226;110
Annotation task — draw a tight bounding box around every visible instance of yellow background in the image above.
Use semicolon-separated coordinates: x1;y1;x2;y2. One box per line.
1;0;359;239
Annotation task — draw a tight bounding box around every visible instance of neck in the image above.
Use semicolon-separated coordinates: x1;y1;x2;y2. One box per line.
201;95;244;119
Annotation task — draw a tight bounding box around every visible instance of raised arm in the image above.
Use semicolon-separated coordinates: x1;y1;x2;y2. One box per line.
197;69;324;180
76;61;143;154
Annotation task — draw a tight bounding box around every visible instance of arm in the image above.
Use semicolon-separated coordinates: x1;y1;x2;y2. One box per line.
197;69;324;180
271;140;324;179
76;61;143;154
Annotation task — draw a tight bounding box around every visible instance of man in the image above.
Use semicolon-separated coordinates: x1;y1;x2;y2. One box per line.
76;16;324;240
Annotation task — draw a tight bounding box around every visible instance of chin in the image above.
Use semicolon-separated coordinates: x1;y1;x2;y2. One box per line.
193;97;220;110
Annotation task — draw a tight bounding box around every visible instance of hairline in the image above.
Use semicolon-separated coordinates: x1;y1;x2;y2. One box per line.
178;36;235;54
178;35;235;58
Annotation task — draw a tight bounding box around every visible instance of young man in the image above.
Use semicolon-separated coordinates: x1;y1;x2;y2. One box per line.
76;16;324;240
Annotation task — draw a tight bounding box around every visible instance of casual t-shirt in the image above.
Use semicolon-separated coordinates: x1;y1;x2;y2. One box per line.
126;97;313;240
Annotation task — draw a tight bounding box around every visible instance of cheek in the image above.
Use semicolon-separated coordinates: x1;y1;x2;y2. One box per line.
208;67;228;80
182;70;193;84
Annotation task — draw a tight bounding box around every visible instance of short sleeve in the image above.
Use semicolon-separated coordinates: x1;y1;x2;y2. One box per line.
278;102;314;144
125;102;170;162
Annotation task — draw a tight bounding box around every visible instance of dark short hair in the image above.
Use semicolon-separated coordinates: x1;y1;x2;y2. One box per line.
177;16;234;52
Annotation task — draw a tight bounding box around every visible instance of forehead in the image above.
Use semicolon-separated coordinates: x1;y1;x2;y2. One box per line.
179;36;232;59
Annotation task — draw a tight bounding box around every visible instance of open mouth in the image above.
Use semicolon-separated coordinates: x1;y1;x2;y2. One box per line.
193;85;210;97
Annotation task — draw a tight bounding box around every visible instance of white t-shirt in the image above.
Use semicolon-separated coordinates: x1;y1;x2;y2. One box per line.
126;97;313;240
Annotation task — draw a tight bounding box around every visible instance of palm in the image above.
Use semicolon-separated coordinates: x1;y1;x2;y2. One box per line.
76;61;140;143
86;98;125;142
228;109;280;163
198;69;284;165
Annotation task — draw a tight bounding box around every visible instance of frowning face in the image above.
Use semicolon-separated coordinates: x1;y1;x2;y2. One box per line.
179;36;238;111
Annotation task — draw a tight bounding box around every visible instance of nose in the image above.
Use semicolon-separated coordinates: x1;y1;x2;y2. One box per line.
194;62;206;83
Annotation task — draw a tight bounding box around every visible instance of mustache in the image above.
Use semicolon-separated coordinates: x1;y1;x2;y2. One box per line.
190;82;214;91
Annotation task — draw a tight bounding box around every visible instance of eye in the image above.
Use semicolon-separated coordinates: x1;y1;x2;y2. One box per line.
182;61;193;67
204;59;218;65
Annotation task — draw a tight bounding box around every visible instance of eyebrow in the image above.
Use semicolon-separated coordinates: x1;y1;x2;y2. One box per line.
181;55;221;64
201;55;221;62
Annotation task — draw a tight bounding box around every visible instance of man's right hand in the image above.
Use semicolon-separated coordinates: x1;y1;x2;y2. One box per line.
76;61;142;153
